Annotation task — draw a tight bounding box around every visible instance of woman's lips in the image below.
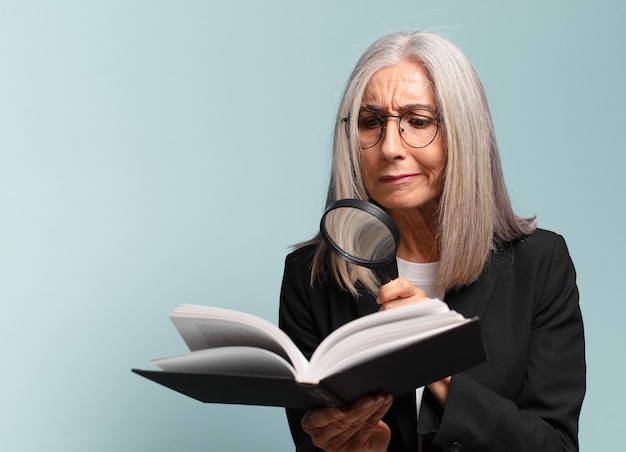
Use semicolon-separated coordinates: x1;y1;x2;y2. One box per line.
379;174;419;184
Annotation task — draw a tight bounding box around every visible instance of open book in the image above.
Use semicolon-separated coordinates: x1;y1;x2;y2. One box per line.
132;300;486;409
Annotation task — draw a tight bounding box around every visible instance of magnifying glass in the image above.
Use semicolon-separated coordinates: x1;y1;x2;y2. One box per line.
320;199;400;276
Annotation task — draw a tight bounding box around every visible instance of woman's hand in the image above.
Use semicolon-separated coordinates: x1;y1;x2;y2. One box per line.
301;394;393;451
376;277;428;311
377;277;451;406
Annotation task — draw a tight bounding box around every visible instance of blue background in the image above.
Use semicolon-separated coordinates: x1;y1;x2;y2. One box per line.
1;1;623;450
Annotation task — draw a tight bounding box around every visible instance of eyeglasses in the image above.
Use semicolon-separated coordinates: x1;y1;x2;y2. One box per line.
344;109;442;149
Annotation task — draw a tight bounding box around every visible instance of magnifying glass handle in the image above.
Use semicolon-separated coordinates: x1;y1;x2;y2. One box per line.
378;260;399;285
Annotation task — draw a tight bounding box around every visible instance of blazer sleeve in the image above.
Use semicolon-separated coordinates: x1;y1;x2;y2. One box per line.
420;233;586;451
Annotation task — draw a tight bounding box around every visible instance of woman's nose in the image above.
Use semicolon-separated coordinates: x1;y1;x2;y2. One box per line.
379;119;406;160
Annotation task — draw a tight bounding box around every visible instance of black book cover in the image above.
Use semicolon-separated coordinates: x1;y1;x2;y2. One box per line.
132;318;485;409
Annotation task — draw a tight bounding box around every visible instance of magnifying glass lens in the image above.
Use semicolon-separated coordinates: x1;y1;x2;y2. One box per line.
320;199;399;269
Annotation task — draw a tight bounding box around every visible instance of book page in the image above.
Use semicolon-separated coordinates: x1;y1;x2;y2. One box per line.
169;304;309;376
308;312;468;381
303;300;462;383
152;346;297;378
311;299;448;361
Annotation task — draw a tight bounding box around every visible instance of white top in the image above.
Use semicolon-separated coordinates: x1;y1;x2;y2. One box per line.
396;258;443;299
396;257;442;442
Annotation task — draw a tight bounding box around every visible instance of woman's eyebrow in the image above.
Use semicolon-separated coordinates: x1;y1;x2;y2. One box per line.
360;103;437;113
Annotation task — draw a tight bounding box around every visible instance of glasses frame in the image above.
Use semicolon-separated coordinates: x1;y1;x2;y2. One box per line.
343;109;443;149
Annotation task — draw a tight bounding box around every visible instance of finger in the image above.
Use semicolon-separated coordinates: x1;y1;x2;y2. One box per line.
377;278;426;304
378;297;424;311
301;406;345;432
310;395;392;449
325;395;393;449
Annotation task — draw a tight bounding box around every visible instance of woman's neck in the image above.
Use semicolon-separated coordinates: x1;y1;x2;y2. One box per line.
388;206;440;263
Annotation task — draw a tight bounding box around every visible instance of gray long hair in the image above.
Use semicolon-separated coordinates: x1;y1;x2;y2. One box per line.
308;31;535;296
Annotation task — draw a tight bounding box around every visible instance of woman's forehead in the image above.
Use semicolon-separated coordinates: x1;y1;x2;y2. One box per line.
361;60;435;111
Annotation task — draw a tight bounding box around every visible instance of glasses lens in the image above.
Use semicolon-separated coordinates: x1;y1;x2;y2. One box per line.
400;110;438;148
357;112;384;148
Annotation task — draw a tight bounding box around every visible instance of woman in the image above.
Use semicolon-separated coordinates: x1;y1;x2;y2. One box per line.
279;31;585;452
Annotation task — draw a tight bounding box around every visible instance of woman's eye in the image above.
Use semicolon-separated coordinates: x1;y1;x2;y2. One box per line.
359;115;382;129
405;116;432;128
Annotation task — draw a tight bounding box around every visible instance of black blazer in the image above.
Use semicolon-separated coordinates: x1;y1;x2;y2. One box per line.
279;229;585;452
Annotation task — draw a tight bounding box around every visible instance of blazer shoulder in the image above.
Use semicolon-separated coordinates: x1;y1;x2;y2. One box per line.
506;228;570;258
282;243;324;290
486;229;573;278
284;243;317;272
